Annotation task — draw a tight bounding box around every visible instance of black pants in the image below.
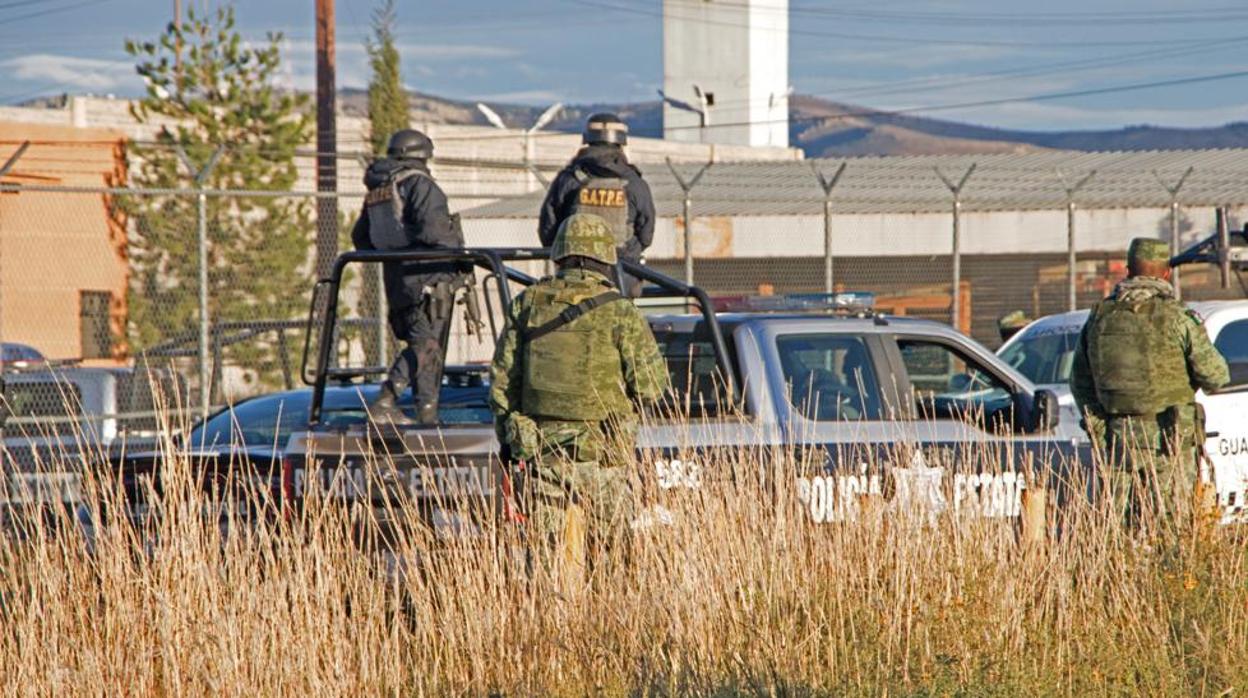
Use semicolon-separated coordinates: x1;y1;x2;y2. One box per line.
385;296;451;405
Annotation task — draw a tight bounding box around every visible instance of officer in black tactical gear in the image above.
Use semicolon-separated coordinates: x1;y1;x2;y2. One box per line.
352;129;466;425
538;113;655;295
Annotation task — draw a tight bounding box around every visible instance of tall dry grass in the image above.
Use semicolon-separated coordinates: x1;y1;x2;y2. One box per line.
1;420;1246;696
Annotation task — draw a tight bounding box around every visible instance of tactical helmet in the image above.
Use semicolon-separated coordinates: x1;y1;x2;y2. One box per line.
552;213;618;265
582;112;628;146
1128;237;1171;268
386;129;433;160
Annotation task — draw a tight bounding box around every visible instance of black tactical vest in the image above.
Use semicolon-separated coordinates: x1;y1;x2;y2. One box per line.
568;168;630;248
365;169;428;250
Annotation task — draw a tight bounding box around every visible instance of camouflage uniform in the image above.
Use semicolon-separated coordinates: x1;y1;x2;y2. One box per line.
1071;238;1229;529
489;213;669;558
997;310;1032;344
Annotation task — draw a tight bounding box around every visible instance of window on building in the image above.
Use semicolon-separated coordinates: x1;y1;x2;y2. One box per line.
80;290;113;360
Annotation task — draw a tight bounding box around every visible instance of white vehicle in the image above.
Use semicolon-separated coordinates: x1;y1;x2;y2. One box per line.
999;301;1248;523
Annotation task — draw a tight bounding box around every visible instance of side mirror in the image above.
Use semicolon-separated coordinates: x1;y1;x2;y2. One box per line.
1031;389;1060;433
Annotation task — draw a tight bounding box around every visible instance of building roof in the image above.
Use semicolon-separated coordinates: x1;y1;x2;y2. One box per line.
462;148;1248;219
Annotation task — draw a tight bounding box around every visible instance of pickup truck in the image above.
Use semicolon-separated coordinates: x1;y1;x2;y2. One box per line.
280;249;1082;537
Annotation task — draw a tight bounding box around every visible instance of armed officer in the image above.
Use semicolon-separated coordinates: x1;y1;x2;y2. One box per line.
538;113;655;295
352;129;467;425
1071;238;1229;529
490;213;669;560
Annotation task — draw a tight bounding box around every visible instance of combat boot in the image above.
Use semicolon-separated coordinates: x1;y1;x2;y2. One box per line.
369;387;415;426
416;401;438;426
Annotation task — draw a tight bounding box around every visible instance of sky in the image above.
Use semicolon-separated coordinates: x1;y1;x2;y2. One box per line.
0;0;1245;133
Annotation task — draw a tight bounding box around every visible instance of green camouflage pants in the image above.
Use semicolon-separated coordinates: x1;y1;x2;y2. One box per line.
516;420;635;569
1102;409;1199;532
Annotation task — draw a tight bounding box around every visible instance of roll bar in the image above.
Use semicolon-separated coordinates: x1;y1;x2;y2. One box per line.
302;247;736;425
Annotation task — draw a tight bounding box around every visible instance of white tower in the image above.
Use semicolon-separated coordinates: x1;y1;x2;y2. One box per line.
662;0;789;148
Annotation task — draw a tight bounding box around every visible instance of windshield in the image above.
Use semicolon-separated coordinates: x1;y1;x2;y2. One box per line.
187;382;493;449
999;327;1080;386
189;393;316;450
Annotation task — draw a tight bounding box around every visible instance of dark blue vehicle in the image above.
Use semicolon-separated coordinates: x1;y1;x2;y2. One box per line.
110;367;490;513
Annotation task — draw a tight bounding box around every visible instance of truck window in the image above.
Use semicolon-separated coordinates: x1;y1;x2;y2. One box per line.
777;335;882;421
652;326;739;418
897;339;1014;425
1215;319;1248;386
998;327;1080;385
6;379;85;438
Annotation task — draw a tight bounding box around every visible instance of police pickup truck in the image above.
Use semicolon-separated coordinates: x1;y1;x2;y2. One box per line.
282;249;1079;535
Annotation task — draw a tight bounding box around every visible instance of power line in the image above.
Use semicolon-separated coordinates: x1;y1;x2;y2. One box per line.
664;0;1248;27
665;68;1248;135
694;37;1246;111
0;0;114;26
576;0;1238;48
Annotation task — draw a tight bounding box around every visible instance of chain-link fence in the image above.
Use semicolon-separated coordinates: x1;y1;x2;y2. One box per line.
2;152;1248;441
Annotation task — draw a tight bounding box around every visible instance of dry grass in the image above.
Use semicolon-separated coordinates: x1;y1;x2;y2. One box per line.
1;423;1246;696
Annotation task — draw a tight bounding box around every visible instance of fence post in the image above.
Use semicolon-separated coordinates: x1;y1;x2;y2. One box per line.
666;158;713;285
813;161;848;294
1057;169;1096;312
935;164;977;331
1217;207;1232;289
1154;167;1194;300
177;145;224;417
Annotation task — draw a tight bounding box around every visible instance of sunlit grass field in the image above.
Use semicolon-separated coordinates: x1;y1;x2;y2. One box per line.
1;419;1246;696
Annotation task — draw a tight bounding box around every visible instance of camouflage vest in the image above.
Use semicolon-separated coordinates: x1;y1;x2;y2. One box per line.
365;169;427;250
568;168;630;248
1087;296;1194;415
520;276;630;421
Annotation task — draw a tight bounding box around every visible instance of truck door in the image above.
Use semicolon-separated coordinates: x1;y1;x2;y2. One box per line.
1203;318;1248;522
891;337;1022;442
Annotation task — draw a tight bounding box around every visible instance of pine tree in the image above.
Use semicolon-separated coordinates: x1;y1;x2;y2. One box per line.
124;5;313;392
367;0;409;154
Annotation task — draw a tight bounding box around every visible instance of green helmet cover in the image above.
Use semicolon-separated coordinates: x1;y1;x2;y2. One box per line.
552;213;618;265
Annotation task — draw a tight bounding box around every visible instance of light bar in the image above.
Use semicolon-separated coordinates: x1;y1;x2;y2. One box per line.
714;292;876;314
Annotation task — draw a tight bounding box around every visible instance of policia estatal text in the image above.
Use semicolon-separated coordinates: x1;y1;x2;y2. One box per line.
352;129;467;425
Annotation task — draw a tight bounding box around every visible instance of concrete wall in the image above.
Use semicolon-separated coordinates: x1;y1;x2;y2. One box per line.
0;96;799;217
463;204;1248;260
663;0;788;147
0;122;129;362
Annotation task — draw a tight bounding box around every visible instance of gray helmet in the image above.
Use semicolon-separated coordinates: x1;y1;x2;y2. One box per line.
582;113;628;146
552;213;618;265
386;129;433;160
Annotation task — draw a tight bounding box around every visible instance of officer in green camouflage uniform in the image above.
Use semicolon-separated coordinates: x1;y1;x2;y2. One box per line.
1071;238;1229;530
997;310;1032;344
489;213;669;555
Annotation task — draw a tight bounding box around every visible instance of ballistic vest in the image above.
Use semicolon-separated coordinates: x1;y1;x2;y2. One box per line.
364;169;427;250
568;168;630;248
1087;296;1194;415
520;277;630;421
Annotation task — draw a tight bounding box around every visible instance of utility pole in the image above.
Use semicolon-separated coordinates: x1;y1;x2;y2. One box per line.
173;0;182;85
315;0;338;278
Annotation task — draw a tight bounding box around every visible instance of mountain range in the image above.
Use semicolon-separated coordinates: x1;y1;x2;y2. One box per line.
339;88;1248;157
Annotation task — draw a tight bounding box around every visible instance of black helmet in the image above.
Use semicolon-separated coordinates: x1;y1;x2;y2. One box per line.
582;112;628;146
386;129;433;160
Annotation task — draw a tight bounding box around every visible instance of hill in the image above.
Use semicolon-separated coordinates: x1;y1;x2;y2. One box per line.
282;88;1248;157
